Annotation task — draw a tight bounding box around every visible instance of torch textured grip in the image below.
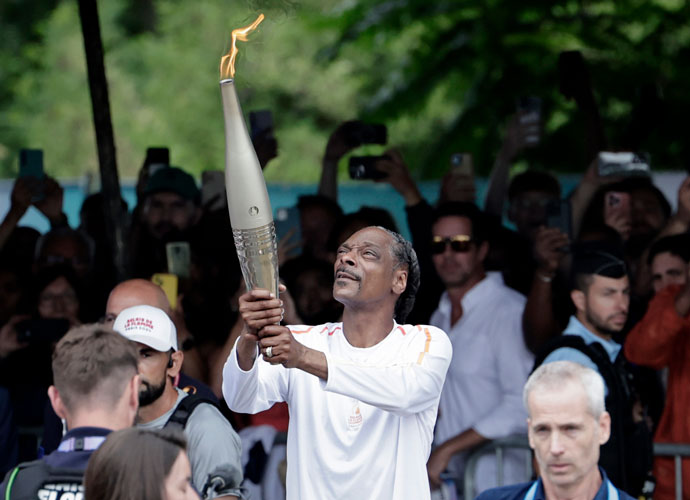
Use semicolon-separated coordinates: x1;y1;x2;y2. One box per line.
233;222;279;297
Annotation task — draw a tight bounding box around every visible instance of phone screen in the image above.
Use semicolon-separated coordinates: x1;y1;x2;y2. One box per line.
19;149;44;179
546;200;572;239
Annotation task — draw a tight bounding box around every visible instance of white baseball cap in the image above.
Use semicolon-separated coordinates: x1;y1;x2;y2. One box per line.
113;305;178;352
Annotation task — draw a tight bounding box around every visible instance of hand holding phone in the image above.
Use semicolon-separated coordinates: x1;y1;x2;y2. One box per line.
534;226;570;274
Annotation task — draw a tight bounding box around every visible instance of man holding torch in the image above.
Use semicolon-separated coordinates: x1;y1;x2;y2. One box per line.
222;225;452;499
218;17;449;498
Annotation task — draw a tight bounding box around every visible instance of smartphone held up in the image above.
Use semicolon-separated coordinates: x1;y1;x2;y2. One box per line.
597;152;650;177
516;97;542;146
18;148;46;202
348;155;389;180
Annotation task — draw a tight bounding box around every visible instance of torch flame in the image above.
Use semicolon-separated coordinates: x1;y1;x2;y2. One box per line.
220;13;265;80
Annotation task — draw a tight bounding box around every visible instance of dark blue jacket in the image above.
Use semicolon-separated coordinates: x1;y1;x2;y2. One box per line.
475;469;636;500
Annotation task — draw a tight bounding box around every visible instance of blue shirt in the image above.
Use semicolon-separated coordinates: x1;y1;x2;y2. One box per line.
475;468;635;500
542;316;622;392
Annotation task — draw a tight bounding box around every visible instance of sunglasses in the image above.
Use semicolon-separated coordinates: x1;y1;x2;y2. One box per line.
430;235;473;254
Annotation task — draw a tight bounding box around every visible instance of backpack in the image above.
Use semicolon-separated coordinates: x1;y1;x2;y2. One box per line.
533;335;654;496
1;459;84;500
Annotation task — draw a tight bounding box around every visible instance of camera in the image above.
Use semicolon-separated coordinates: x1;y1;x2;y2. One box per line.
348;155;388;180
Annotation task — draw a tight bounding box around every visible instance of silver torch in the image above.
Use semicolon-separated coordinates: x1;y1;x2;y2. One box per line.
219;14;279;298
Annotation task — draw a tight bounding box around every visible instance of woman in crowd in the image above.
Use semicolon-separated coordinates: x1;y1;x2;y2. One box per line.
84;427;199;500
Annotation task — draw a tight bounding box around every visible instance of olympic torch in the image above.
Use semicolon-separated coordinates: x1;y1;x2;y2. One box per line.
220;14;279;298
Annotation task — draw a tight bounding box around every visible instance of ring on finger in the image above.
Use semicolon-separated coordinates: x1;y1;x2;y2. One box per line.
265;346;273;358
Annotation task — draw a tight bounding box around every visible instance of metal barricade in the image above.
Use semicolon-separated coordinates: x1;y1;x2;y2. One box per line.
654;442;690;500
463;435;532;500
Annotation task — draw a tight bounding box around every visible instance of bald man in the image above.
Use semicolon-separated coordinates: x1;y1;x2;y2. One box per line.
105;278;172;321
104;279;204;381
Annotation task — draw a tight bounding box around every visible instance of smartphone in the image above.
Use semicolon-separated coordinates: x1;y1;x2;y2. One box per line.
144;147;169;177
19;149;44;179
558;50;588;99
16;318;70;344
165;242;191;279
342;121;387;148
250;110;274;141
516;96;542;145
348;155;388;180
201;170;226;212
19;149;45;202
597;152;650;177
449;153;474;177
546;200;572;239
151;273;178;309
274;206;302;258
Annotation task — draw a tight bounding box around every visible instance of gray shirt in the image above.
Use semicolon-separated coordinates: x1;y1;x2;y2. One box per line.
138;388;244;498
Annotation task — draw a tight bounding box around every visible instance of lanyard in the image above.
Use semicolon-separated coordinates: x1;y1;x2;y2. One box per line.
523;479;619;500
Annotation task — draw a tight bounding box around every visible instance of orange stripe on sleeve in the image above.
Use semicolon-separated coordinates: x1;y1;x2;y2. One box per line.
291;326;314;335
416;328;432;365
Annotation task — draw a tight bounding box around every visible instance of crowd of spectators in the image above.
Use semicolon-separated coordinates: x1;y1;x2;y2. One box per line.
1;101;689;500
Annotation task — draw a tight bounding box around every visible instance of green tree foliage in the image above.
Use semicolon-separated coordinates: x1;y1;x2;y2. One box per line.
1;0;689;182
320;0;690;177
0;0;361;182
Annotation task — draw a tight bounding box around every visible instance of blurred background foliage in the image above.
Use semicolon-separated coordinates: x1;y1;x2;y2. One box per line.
0;0;689;182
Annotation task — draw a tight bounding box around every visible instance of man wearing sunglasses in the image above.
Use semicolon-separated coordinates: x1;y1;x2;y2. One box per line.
426;202;534;496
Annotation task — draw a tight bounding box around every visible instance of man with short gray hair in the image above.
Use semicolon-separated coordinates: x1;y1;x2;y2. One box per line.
476;361;634;500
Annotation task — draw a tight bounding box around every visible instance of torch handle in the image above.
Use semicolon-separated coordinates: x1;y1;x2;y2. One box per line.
233;222;279;298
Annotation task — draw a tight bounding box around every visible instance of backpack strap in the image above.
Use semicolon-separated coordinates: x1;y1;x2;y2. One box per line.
165;394;219;430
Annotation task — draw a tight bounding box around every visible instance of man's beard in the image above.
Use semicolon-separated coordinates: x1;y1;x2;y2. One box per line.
586;309;624;337
139;377;167;407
